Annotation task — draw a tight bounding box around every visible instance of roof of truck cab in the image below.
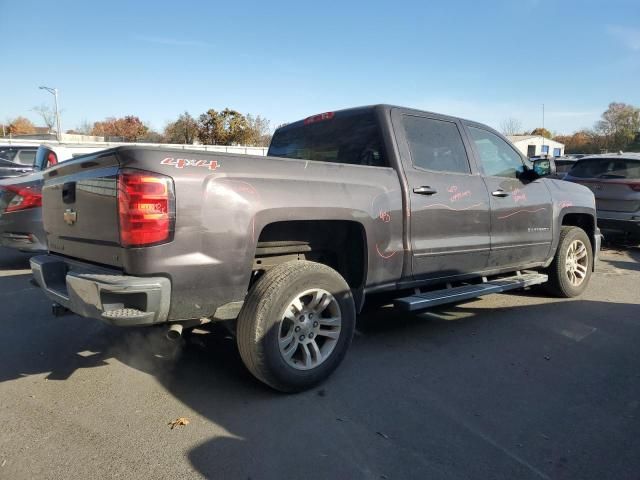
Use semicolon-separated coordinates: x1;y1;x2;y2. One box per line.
276;104;482;131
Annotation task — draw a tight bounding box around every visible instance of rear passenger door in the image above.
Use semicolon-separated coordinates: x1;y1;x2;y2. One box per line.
392;110;491;280
464;124;553;268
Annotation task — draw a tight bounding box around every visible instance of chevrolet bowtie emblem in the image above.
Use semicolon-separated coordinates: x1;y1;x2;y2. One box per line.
64;208;77;225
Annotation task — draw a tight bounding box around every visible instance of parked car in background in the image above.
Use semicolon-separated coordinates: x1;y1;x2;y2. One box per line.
0;144;109;252
0;145;38;166
564;153;640;240
552;156;579;178
0;145;38;179
0;158;34;180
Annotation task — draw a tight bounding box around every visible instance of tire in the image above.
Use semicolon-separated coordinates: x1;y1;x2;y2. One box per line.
545;226;593;298
236;260;356;392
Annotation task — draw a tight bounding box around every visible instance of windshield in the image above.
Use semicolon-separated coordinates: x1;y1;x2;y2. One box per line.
268;111;387;167
568;158;640;179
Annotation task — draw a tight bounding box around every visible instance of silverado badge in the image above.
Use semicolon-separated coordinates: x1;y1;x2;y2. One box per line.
63;208;77;226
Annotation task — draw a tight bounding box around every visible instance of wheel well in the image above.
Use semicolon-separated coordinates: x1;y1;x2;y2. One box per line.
252;220;367;290
561;213;595;246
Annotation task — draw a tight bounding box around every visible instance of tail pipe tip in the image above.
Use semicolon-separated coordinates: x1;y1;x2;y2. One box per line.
166;323;183;341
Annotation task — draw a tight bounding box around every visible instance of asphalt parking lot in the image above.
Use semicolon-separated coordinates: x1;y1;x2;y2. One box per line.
0;244;639;480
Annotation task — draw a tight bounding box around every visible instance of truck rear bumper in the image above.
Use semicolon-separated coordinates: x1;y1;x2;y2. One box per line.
30;254;171;326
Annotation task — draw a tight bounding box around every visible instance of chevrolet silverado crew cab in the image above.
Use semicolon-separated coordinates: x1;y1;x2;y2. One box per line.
31;105;601;392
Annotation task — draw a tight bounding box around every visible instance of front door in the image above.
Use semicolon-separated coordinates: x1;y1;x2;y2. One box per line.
465;125;553;269
393;111;491;280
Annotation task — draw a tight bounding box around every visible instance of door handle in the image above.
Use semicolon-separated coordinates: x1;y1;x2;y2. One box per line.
413;186;438;195
62;182;76;204
491;189;510;198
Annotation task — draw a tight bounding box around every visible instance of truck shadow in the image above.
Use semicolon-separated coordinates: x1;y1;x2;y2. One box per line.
600;241;640;273
0;246;35;270
2;273;639;479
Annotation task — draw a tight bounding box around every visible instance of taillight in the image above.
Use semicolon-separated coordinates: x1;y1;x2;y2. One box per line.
303;111;335;125
2;185;42;213
117;169;175;247
629;183;640;192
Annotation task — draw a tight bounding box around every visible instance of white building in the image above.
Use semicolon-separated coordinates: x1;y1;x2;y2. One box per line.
508;135;565;158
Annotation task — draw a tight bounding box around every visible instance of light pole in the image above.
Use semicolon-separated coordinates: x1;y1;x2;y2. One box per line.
39;86;61;141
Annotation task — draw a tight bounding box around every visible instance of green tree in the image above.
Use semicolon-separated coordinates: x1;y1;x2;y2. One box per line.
220;108;250;145
197;108;250;145
245;114;272;146
596;102;640;150
197;108;272;146
197;109;225;145
164;111;199;144
627;133;640;153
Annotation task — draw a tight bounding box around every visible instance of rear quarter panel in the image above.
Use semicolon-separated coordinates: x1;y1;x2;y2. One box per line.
114;148;404;320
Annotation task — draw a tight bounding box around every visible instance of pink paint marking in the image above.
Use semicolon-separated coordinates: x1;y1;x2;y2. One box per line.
511;188;527;203
450;190;471;202
447;185;458;193
497;207;546;220
378;210;391;223
422;202;484;211
559;200;573;208
375;244;397;259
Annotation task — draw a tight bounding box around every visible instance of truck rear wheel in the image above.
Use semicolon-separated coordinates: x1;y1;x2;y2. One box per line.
545;226;593;298
237;261;356;392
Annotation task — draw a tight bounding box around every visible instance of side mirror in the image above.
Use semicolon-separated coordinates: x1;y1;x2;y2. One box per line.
532;157;556;177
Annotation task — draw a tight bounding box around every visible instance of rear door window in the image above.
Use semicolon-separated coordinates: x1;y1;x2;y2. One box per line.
569;158;640;179
15;150;36;165
0;148;17;162
268;111;387;167
402;115;471;174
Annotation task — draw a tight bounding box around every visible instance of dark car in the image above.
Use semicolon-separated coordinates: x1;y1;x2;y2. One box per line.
564;153;640;240
553;157;579;177
0;157;34;179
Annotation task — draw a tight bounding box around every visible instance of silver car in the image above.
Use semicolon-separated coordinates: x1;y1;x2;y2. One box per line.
0;144;108;252
564;153;640;240
0;171;46;251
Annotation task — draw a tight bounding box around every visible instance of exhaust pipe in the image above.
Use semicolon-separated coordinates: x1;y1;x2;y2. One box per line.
166;323;183;341
51;303;71;317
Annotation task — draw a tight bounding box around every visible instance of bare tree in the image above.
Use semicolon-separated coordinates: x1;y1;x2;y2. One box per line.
500;117;523;136
32;104;56;132
75;119;93;135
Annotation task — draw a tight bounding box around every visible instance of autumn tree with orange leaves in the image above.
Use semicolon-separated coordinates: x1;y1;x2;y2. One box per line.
5;116;36;135
91;116;149;141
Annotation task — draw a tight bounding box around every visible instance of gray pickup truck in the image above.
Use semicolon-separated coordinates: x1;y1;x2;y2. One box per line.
31;105;601;391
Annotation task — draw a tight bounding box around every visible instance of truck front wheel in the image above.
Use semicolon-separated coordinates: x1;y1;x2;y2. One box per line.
236;261;356;392
545;226;593;297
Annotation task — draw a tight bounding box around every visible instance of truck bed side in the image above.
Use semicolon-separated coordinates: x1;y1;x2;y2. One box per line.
42;147;404;320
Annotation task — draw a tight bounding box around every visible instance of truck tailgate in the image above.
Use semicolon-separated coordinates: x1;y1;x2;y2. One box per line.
43;151;123;267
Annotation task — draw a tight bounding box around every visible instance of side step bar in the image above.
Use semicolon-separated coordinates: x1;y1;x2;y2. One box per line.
394;272;548;312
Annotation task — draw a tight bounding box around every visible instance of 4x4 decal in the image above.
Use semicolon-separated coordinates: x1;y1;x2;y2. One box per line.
161;157;220;171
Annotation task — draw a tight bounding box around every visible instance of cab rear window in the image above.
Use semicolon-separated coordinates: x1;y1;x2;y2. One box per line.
569;158;640;179
268;111;387;167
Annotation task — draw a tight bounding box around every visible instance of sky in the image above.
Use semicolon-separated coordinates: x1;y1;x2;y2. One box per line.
1;0;639;135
